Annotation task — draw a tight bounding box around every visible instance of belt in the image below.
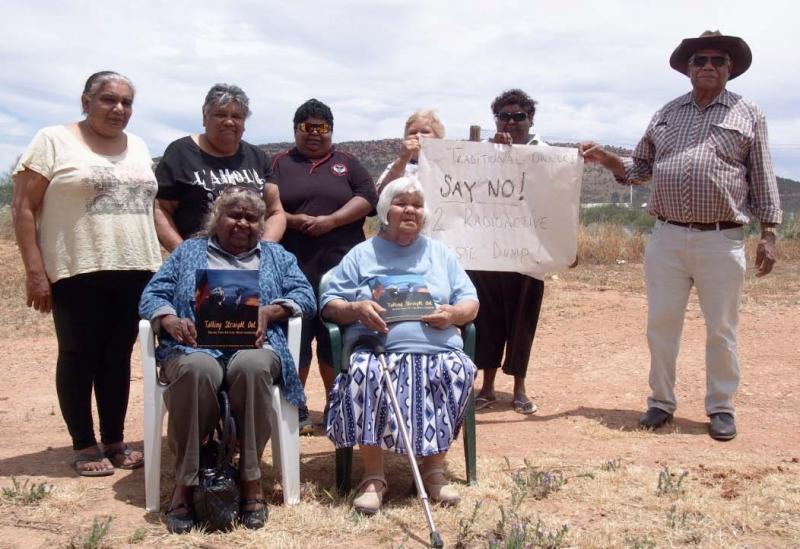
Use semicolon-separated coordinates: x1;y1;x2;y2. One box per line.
657;217;742;231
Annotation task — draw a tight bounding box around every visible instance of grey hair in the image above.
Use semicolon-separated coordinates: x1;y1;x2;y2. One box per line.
203;83;251;118
81;71;135;113
376;175;429;229
204;187;267;237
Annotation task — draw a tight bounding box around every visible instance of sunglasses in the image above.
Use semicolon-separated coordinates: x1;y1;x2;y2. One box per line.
297;122;331;134
220;185;261;197
495;112;528;122
690;55;728;68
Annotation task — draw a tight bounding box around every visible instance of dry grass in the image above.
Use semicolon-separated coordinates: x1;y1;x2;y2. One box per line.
576;224;800;265
1;220;799;547
2;456;798;548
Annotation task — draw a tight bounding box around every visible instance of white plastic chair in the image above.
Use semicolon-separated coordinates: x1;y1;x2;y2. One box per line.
138;316;302;513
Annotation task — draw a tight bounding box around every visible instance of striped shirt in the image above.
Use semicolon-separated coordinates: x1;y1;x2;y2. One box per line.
620;89;782;225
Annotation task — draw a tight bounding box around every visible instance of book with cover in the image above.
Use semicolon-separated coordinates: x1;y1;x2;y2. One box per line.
368;274;436;323
194;269;260;349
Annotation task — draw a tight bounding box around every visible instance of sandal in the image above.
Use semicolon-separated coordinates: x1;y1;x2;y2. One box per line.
240;497;268;530
165;502;194;534
352;474;387;515
104;444;144;470
421;466;459;505
72;450;115;477
512;399;538;415
474;396;497;411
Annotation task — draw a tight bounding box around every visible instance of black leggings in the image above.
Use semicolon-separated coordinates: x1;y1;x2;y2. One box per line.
51;270;152;451
467;270;544;377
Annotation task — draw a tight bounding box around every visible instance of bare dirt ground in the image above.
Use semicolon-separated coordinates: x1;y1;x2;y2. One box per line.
0;239;798;548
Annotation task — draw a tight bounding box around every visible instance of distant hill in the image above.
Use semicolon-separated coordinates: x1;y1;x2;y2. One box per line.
259;139;800;211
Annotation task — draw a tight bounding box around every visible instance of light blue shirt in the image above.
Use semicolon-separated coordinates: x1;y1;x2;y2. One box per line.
320;235;478;354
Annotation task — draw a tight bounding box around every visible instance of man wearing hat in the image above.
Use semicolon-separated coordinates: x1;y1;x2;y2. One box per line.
580;31;782;441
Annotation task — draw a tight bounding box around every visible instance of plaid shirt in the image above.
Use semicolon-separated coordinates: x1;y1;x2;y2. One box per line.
620;89;782;225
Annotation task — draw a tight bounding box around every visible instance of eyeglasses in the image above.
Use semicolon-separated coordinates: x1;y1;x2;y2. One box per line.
297;122;331;134
690;55;729;68
495;112;528;122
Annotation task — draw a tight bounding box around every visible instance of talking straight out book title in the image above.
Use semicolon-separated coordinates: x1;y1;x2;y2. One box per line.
194;269;259;349
369;274;436;323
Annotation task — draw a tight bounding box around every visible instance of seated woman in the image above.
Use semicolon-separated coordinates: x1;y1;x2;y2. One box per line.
321;176;478;514
375;109;445;194
139;188;315;533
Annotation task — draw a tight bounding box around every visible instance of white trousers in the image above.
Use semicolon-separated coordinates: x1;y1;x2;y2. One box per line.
644;220;746;416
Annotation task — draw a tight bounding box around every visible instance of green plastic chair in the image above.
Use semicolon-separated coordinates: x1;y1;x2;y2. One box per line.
322;293;478;493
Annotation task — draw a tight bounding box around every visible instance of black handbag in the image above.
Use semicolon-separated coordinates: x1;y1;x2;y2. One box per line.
193;390;240;531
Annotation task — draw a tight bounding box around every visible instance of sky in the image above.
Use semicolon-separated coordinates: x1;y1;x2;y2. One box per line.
1;0;799;179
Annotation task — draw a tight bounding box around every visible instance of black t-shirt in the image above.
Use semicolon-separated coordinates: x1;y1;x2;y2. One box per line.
272;147;377;286
155;136;276;238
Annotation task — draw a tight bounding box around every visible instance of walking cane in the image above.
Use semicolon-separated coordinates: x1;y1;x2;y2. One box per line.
353;335;445;548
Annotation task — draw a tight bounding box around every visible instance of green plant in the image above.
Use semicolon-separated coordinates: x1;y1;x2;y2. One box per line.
455;500;483;548
623;535;656;549
68;517;113;549
511;460;566;500
128;527;146;544
601;458;622;472
657;466;688;496
489;513;569;549
1;476;52;505
666;503;689;529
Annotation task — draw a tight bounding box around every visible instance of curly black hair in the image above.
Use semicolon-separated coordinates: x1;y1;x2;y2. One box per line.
293;98;334;129
491;88;537;118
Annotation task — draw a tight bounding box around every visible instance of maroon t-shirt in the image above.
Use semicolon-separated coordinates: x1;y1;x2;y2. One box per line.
272;147;377;287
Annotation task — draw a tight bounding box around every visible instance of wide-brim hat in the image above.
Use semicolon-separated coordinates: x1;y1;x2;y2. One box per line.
670;30;752;79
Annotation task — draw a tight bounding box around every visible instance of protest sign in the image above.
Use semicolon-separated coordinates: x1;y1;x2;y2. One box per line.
418;138;583;277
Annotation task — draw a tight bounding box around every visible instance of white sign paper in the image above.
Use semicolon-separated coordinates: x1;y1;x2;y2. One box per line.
418;138;583;277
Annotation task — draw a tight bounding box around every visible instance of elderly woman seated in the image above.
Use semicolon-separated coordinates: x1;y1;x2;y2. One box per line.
139;188;315;533
321;175;478;514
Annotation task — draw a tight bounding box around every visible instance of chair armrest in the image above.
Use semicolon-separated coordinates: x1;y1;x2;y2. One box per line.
286;316;302;372
323;320;344;374
462;322;476;361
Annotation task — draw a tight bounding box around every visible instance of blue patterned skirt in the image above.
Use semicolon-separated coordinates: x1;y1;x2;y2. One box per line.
326;350;476;456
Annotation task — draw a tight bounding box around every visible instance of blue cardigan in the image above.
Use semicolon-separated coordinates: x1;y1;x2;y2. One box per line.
138;238;316;407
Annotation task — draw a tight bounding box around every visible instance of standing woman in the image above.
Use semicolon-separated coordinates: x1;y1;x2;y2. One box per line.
272;99;378;433
154;83;286;251
471;88;547;415
12;71;162;475
375;109;446;194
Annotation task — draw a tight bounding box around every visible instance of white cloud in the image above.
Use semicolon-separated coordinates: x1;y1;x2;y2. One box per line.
1;0;798;179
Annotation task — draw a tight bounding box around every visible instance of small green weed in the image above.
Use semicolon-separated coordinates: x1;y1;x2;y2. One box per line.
489;514;569;549
68;516;113;549
623;535;656;549
1;476;52;505
657;466;688;496
455;500;483;548
511;460;566;500
601;458;622;472
486;489;569;549
128;527;146;544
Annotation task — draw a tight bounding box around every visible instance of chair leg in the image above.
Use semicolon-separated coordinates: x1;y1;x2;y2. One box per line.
335;447;353;494
463;394;477;485
144;391;166;513
270;387;283;478
276;393;300;505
